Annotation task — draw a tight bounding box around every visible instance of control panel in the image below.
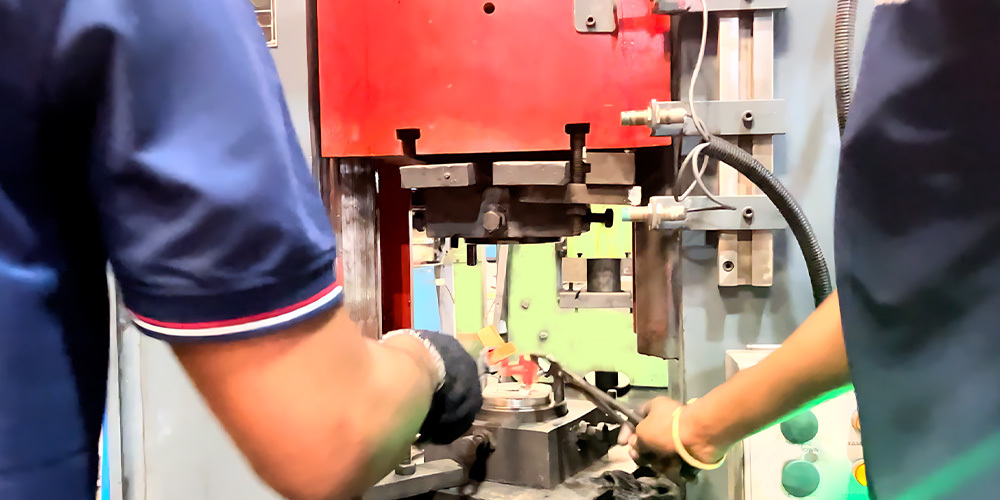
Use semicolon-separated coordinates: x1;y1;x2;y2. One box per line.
727;347;869;500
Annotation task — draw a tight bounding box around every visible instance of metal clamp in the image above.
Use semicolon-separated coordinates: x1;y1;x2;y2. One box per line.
654;0;788;14
641;195;786;231
574;0;617;33
622;99;786;137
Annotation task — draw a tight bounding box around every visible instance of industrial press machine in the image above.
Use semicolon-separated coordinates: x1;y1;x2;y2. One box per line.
310;0;869;498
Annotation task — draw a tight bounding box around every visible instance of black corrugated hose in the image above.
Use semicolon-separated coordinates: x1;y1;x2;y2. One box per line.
834;0;858;136
703;136;834;306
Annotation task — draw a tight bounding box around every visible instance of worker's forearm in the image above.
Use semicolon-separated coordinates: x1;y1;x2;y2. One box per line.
173;309;437;500
685;291;851;453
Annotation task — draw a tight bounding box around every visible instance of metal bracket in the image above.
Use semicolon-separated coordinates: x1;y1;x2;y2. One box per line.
574;0;617;33
648;195;786;231
559;291;632;309
400;163;477;189
653;0;787;14
651;100;786;137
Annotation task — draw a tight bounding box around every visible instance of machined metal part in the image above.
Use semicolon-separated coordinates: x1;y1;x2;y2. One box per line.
654;0;788;14
337;159;382;339
493;161;570;186
622;99;786;137
587;259;622;293
427;399;613;489
400;163;477;189
363;459;465;500
561;257;588;285
518;184;632;205
423;187;580;241
558;291;632;309
574;0;617;33
642;195;787;231
633;227;683;361
585;152;636;185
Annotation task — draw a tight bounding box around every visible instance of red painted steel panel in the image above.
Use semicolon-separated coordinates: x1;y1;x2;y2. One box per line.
376;164;414;331
318;0;671;157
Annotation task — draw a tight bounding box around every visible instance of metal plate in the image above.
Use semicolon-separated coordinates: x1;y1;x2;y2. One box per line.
363;460;465;500
493;161;570;186
585;152;636;185
318;0;671;156
518;185;632;205
650;99;786;137
574;0;617;33
401;163;477;189
654;0;788;13
558;291;632;309
648;195;786;231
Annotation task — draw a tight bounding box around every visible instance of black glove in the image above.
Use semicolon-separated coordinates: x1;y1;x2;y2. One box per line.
385;329;483;444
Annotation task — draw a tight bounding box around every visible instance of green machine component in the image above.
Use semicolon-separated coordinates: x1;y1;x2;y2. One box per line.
505;206;671;387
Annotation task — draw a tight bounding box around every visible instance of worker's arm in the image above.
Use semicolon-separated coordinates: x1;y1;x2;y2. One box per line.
625;292;851;464
63;1;480;498
172;310;442;498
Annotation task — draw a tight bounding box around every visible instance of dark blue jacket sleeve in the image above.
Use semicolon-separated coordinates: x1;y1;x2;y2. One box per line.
60;0;341;340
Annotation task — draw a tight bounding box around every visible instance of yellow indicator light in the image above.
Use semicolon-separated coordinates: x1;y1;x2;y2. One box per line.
853;461;867;487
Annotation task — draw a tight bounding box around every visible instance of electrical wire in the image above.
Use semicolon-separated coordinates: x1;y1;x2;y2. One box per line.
676;0;735;212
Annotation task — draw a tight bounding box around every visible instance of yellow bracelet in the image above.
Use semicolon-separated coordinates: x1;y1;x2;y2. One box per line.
671;398;726;471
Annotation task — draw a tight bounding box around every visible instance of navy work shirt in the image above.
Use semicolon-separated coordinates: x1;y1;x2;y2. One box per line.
838;0;1000;498
0;1;340;498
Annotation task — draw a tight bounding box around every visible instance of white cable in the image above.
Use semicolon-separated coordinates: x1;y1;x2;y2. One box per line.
676;0;734;211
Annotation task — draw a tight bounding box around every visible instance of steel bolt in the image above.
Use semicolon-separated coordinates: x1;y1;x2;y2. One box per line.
743;207;755;222
742;110;755;129
394;462;416;476
482;210;505;232
722;260;736;272
538;331;549;341
443;172;452;180
521;300;530;310
586;16;596;27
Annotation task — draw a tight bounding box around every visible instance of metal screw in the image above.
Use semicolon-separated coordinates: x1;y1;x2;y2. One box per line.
482;210;505;232
742;207;755;222
443;172;452;180
742;110;755;129
394;462;416;476
722;260;735;272
586;16;596;27
521;300;530;310
538;331;549;341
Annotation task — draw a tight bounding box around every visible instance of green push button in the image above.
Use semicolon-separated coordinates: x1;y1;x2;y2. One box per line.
782;460;821;498
780;411;819;444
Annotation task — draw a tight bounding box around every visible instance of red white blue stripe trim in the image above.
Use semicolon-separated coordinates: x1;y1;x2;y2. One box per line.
130;283;343;338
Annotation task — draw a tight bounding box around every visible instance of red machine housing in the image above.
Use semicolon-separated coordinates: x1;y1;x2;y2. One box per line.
316;0;672;332
317;0;672;157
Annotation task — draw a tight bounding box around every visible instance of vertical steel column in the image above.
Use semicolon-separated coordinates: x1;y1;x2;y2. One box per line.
716;9;776;287
338;159;383;339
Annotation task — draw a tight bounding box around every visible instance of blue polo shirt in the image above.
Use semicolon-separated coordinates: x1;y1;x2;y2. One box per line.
838;0;1000;498
0;1;340;498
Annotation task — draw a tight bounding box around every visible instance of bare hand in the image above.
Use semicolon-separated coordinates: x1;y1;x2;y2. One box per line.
618;397;725;467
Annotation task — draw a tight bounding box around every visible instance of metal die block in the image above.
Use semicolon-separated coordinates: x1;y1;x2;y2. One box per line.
654;0;787;14
558;291;632;309
400;163;477;189
422;187;579;241
471;400;611;489
518;184;632;205
574;0;617;33
493;161;570;186
585;152;636;185
363;460;465;500
647;195;786;231
561;257;588;285
650;99;785;137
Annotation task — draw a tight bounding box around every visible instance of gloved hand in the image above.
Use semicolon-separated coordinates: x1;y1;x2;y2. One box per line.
383;329;483;444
